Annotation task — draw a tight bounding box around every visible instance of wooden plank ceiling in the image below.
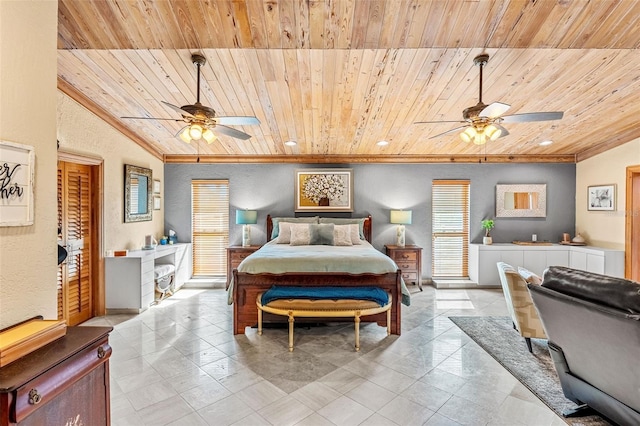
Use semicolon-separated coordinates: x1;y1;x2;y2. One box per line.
57;0;640;163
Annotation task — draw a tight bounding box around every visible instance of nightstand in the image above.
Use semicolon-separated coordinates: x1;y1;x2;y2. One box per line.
385;245;423;291
226;245;261;290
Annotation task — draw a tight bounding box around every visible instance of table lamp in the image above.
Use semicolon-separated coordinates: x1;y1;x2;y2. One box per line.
390;210;412;247
236;209;258;247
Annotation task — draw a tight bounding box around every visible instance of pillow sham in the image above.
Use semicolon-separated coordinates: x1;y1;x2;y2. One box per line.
271;216;318;240
289;223;312;246
333;225;353;246
518;266;543;286
318;218;366;240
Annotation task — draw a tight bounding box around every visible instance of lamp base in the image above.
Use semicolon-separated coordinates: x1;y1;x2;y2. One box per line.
396;225;405;247
242;225;251;247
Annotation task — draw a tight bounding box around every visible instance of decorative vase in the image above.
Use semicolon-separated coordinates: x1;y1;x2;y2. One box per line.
318;197;330;206
483;236;493;245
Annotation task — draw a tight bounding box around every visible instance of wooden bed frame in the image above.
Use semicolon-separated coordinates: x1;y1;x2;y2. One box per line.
232;215;402;335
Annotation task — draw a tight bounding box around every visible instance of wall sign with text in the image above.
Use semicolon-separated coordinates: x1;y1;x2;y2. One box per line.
0;140;35;226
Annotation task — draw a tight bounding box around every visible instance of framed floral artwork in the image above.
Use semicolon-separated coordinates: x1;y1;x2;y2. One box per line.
295;169;353;212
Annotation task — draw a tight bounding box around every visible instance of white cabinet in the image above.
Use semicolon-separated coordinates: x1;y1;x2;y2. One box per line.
469;243;622;287
106;243;192;313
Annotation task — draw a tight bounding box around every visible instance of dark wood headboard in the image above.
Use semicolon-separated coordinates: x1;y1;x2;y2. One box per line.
266;215;373;242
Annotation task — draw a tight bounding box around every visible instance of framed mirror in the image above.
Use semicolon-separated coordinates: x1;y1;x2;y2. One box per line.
124;164;153;222
496;184;546;218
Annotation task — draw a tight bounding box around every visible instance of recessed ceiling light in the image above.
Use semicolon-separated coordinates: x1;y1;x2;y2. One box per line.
539;140;553;146
284;140;297;146
377;140;389;146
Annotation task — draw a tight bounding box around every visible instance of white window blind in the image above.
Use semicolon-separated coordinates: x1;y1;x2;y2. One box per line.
432;180;470;278
192;180;229;276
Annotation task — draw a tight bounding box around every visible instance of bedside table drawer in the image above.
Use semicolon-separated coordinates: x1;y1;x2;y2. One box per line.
397;261;417;271
231;251;253;264
400;271;418;281
391;251;417;262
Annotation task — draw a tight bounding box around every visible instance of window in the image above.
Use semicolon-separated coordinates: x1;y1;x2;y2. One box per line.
432;180;470;278
192;180;229;276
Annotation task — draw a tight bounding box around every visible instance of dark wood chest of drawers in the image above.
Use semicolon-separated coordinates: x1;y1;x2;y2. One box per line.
385;245;423;291
226;245;261;290
0;326;112;426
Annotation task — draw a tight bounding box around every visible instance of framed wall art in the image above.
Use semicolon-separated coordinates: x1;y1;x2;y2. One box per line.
588;184;615;211
153;196;161;210
153;179;161;194
0;140;35;226
295;168;353;212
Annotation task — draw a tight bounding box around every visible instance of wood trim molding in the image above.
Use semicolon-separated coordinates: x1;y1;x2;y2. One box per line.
164;154;577;164
58;150;103;165
57;77;163;161
625;165;640;279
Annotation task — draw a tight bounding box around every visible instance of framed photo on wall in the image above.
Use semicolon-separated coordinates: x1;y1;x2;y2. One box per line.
153;196;161;211
295;168;353;212
587;184;615;211
153;179;161;194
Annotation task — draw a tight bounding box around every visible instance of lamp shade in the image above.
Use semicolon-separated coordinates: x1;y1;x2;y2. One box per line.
390;210;412;225
236;209;258;225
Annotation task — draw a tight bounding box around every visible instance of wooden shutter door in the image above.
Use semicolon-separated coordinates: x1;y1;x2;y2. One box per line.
58;162;93;326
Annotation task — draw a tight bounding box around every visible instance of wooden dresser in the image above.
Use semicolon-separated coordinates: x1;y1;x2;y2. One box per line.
0;326;112;425
385;245;423;291
226;245;261;290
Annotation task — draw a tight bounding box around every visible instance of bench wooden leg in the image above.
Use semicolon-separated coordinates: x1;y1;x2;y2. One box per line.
288;312;294;352
386;307;391;335
257;307;263;336
354;312;361;352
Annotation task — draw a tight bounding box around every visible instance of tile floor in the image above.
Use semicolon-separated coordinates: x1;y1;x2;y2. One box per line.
83;285;567;426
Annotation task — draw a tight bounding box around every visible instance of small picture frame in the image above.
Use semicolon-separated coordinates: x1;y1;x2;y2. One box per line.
587;184;615;211
153;179;161;194
153;196;161;210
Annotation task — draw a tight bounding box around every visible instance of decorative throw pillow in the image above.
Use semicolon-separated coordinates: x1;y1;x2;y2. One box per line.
518;266;543;285
309;223;335;245
275;222;295;244
333;225;353;246
347;224;361;244
289;224;312;246
271;216;318;240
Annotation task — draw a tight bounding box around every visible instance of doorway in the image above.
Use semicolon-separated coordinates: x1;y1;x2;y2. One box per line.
626;165;640;281
57;154;104;325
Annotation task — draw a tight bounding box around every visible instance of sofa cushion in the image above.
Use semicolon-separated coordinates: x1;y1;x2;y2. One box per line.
542;266;640;314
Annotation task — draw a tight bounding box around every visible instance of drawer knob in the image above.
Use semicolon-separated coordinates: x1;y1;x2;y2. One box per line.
97;346;106;359
28;389;42;405
400;254;409;259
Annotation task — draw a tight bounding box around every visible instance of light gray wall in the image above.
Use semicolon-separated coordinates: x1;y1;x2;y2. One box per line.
165;163;576;278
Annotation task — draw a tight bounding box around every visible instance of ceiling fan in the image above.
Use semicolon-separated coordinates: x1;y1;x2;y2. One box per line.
122;53;260;143
415;54;563;145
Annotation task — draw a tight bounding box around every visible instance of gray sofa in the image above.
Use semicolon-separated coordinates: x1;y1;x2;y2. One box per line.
528;266;640;425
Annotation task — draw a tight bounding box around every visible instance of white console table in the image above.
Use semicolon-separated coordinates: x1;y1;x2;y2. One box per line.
105;243;192;313
469;243;624;287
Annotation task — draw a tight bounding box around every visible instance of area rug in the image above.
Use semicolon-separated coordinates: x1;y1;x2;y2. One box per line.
449;316;611;426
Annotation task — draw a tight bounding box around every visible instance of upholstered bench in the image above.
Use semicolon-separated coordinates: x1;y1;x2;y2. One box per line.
153;264;176;303
256;286;392;352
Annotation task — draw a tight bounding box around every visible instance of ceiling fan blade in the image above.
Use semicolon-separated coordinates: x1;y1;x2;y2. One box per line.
121;116;184;121
215;125;252;140
500;112;564;123
429;125;468;139
216;116;261;126
414;120;467;124
161;101;196;119
480;102;510;118
494;124;510;138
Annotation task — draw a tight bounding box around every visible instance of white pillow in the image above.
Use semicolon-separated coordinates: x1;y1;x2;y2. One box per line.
289;224;311;246
276;222;295;244
340;223;361;244
333;225;353;246
518;266;543;285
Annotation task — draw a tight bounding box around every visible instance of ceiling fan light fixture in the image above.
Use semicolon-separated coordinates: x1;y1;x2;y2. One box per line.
180;128;192;143
485;124;502;141
189;124;203;140
202;128;216;144
460;127;476;143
